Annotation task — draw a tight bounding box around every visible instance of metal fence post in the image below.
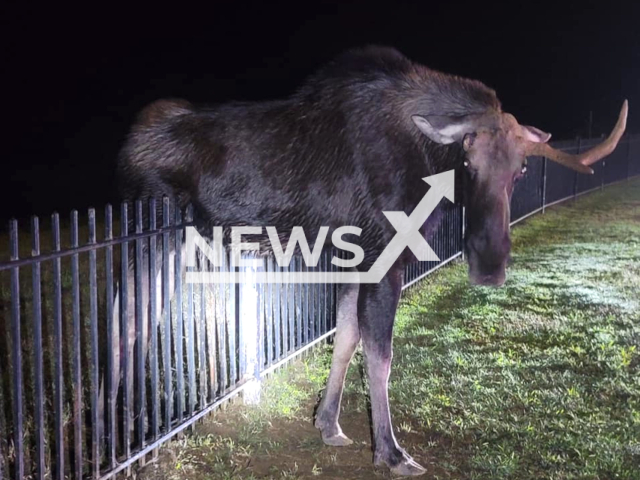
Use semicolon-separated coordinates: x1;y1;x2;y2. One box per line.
9;220;24;480
30;216;45;480
240;255;262;404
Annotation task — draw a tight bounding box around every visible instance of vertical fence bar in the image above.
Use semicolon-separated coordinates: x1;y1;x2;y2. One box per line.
175;207;184;423
238;258;260;399
313;262;319;341
198;282;207;406
207;283;216;401
148;199;159;441
307;262;312;342
296;257;302;348
161;198;172;431
228;269;237;387
216;247;228;394
186;265;196;417
51;214;65;480
120;203;131;459
256;263;265;379
302;259;308;345
309;262;316;342
265;257;274;367
70;211;83;479
104;205;116;469
317;264;322;336
148;198;159;440
326;253;332;330
454;207;458;255
281;263;289;356
317;256;323;336
184;209;196;417
319;262;324;335
207;263;217;399
237;256;246;381
441;211;447;261
335;251;341;328
88;209;100;479
30;217;45;480
288;260;295;353
218;271;227;393
9;221;23;480
328;252;335;330
322;253;328;334
134;201;146;448
274;265;281;361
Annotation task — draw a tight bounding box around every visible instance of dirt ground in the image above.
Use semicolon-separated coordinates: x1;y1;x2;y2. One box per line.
136;372;453;480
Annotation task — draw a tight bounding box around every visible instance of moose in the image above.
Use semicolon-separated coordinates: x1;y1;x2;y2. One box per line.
113;46;628;475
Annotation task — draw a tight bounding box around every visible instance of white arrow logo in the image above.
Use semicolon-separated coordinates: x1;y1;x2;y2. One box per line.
361;169;455;283
185;169;455;284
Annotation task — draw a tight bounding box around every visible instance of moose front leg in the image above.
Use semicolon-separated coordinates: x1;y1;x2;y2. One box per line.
315;282;360;446
359;269;426;476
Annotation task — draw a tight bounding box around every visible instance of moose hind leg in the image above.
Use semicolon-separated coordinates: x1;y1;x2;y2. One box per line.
359;271;426;476
315;283;360;446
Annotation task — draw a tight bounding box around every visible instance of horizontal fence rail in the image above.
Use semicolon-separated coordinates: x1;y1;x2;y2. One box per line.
0;133;638;480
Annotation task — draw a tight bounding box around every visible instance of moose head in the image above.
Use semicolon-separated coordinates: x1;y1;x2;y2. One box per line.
413;100;628;286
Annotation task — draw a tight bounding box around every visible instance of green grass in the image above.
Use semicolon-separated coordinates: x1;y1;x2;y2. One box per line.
386;183;640;478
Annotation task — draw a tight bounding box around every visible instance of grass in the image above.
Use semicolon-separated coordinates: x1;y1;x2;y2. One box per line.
136;177;640;480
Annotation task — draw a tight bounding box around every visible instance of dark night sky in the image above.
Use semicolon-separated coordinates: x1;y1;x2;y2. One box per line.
2;0;639;225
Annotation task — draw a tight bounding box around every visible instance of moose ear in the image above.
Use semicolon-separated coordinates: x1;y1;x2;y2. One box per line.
411;114;474;145
521;125;551;143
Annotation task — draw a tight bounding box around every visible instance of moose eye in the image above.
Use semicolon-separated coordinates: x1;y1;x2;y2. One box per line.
462;132;477;151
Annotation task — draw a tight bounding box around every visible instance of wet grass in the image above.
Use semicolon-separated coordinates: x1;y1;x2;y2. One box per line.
99;178;640;478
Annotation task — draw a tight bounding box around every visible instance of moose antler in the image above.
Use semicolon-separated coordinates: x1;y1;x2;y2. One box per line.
525;100;628;174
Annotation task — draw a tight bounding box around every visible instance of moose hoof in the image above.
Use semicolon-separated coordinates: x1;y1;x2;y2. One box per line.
315;418;353;447
389;458;427;477
321;431;354;447
375;451;427;477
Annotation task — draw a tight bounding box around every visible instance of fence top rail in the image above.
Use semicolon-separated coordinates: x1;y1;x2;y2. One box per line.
0;219;195;271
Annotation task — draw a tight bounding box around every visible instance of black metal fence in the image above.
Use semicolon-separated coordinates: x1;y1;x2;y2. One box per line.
0;134;638;480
